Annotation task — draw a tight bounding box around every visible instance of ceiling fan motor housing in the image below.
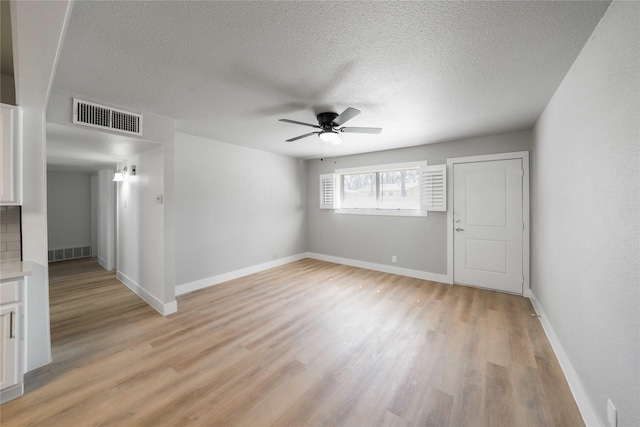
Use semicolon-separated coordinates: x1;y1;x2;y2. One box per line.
317;112;339;129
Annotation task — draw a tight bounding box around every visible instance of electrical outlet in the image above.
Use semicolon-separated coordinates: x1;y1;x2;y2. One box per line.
607;399;617;427
392;255;397;263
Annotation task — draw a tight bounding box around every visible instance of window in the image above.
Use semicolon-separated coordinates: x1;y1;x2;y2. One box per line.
341;169;421;210
319;161;446;216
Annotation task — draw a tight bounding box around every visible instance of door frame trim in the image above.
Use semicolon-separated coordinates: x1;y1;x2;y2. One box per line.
445;151;530;295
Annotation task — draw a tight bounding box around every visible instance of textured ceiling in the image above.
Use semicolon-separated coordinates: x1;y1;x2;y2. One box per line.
50;1;610;160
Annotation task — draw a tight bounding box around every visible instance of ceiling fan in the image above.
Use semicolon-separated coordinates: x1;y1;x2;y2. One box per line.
279;107;382;145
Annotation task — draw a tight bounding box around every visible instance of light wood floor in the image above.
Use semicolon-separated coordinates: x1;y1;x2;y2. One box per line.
0;257;583;426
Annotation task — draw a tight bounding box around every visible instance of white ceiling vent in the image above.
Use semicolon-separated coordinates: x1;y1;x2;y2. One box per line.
73;98;142;136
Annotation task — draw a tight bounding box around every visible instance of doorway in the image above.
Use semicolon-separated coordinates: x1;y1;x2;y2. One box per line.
446;152;530;295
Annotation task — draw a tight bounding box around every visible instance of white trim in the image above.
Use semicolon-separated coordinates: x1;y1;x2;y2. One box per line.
106;168;116;271
319;173;339;209
175;253;309;296
335;209;427;217
175;252;451;298
307;252;451;284
528;293;601;427
446;151;530;293
97;256;108;271
335;160;427;174
421;163;447;212
116;271;177;316
90;175;97;258
334;160;429;215
0;383;24;404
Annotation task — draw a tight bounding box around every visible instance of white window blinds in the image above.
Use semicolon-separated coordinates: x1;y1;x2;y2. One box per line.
420;164;447;211
319;173;339;209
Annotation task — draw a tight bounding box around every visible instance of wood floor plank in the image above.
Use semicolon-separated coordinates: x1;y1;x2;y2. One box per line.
484;361;516;427
511;361;554;427
0;257;584;426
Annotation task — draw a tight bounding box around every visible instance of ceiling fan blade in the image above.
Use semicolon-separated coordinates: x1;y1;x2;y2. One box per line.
285;132;319;142
340;127;382;134
333;107;361;126
279;119;320;128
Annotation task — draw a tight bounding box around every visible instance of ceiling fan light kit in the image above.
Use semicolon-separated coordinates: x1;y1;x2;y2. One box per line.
279;107;382;144
319;130;342;145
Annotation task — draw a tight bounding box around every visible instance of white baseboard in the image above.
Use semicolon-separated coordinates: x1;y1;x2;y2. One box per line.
528;292;602;427
0;383;23;404
307;252;451;284
97;256;108;270
175;253;309;296
116;271;177;316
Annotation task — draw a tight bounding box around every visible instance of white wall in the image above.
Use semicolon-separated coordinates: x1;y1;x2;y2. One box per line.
532;2;639;426
11;0;72;372
307;130;532;277
46;171;92;250
96;169;115;270
174;132;307;290
116;145;173;314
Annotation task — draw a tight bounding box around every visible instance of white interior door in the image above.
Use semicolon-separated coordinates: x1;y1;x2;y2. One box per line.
453;159;523;294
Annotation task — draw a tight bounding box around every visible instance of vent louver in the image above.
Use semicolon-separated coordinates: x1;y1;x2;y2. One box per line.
48;246;92;263
319;173;339;209
73;98;142;136
421;164;447;211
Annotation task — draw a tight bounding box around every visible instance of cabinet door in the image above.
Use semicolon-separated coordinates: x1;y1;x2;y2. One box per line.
0;105;20;205
0;305;19;390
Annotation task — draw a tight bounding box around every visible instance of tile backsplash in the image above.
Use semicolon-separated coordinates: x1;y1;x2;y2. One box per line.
0;206;22;261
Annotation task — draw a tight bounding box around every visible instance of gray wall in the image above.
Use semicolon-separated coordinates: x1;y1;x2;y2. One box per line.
174;132;307;286
1;74;16;105
46;171;92;251
306;130;532;274
532;2;639;426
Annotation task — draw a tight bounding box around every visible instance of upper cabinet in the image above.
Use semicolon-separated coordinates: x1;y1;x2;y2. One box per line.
0;104;22;205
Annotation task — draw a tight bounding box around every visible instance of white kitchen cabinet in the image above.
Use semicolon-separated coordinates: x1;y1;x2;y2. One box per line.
0;104;22;205
0;278;24;403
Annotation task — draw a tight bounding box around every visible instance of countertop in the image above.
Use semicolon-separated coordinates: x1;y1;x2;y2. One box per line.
0;260;33;280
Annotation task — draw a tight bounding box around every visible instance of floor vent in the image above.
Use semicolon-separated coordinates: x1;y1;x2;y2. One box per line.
48;246;92;263
73;98;142;136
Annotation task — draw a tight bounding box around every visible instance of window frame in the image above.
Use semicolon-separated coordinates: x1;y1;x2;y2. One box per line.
335;161;429;217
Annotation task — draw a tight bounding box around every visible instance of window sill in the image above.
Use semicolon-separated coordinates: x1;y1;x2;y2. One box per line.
335;209;428;217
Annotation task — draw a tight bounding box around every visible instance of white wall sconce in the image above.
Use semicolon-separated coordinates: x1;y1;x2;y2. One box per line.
113;165;137;182
113;169;125;182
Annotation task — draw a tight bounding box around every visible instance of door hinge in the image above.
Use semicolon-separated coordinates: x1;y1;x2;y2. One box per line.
522;222;525;230
520;169;524;177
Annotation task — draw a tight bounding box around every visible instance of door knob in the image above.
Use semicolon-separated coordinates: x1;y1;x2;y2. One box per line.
455;227;464;232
